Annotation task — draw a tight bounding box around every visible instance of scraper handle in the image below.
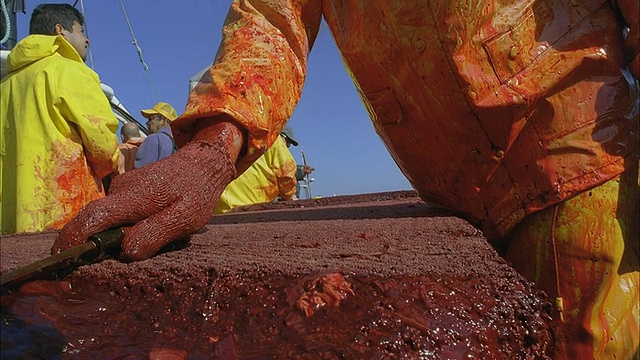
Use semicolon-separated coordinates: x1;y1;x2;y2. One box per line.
88;228;126;257
0;228;124;295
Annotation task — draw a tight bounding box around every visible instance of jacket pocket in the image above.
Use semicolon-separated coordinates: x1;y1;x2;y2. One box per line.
482;1;606;103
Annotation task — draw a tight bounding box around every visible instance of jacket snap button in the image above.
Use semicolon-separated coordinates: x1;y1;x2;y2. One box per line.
414;39;426;52
508;46;519;60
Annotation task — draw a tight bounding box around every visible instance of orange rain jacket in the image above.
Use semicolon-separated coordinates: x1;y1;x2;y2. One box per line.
173;0;638;238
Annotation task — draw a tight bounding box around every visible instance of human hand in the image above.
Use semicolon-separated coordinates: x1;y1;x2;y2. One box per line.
303;165;315;175
614;0;639;78
52;140;236;261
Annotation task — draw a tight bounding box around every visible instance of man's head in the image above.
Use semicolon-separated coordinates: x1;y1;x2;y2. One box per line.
141;102;177;134
29;4;89;61
120;122;141;143
281;125;299;148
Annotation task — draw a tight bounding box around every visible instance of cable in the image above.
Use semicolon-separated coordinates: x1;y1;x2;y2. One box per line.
78;0;94;68
118;0;157;103
550;205;565;322
1;0;11;45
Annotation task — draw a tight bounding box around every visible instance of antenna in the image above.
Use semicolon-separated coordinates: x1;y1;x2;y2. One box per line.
77;0;94;69
119;0;157;103
301;150;312;199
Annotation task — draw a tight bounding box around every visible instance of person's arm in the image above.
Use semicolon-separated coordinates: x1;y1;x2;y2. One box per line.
296;164;314;181
172;0;324;172
610;0;639;78
56;63;120;179
134;135;161;169
54;0;324;261
296;165;305;181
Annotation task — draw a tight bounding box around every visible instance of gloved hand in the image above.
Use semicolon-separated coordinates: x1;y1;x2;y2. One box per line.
52;139;236;261
612;0;639;78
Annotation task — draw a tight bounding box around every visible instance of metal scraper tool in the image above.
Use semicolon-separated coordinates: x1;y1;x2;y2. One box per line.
0;228;124;295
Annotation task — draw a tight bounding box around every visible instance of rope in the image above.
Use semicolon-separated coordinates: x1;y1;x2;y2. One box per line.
118;0;157;103
78;0;94;68
550;205;565;322
1;0;11;45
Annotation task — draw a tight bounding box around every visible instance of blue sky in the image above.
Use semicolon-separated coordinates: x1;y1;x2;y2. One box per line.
12;0;412;197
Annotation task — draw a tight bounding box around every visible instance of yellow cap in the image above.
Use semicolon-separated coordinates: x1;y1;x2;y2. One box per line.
141;102;178;121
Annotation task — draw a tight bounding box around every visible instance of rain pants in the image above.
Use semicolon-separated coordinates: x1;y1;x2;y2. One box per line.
173;1;639;358
0;35;120;234
215;135;297;214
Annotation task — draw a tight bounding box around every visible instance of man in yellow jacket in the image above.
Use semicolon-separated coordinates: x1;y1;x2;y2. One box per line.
215;131;297;214
0;4;120;234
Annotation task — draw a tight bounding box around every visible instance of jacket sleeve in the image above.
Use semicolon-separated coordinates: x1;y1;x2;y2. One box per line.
56;63;120;179
295;165;306;181
270;136;298;201
172;0;323;173
610;0;639;78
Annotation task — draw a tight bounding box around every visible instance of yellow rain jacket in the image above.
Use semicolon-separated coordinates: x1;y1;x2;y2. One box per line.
0;35;120;234
215;136;297;214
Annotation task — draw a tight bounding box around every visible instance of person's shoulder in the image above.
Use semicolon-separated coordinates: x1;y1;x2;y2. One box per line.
56;58;99;80
158;128;175;140
129;137;145;146
141;133;161;144
48;40;100;82
271;136;288;151
143;132;160;140
120;142;138;150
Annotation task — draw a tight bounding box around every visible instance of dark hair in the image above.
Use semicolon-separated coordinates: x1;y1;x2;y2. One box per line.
29;4;84;35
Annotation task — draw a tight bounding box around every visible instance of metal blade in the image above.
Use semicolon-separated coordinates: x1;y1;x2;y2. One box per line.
0;228;124;295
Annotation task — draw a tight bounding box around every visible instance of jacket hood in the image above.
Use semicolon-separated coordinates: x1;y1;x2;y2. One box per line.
7;35;83;73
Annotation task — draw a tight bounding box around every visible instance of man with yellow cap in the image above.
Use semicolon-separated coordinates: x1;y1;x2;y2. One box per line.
135;102;178;169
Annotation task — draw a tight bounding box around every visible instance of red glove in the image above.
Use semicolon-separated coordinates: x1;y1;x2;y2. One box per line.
52;140;236;261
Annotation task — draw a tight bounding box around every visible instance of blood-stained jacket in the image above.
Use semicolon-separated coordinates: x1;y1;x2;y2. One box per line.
0;35;120;234
215;135;297;214
174;0;638;237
